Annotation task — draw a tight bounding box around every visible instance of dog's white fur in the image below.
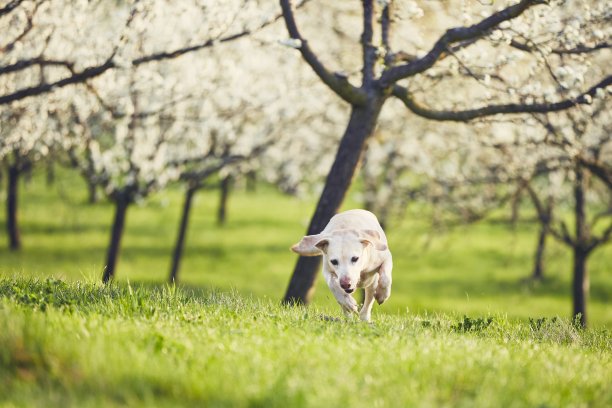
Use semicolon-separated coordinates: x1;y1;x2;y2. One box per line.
292;209;392;322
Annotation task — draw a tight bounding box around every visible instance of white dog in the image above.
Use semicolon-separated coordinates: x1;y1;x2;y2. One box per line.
292;209;393;322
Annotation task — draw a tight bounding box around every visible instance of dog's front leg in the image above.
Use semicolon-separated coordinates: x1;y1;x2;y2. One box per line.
323;266;358;317
375;255;393;305
359;277;378;322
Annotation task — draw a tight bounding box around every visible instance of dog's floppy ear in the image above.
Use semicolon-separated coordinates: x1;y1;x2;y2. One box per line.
314;238;329;254
291;234;328;256
359;229;388;251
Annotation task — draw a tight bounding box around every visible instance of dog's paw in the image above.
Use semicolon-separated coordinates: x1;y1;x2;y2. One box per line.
374;284;391;305
339;294;358;315
359;310;372;322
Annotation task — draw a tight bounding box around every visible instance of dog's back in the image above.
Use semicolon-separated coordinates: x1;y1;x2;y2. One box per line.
324;209;386;240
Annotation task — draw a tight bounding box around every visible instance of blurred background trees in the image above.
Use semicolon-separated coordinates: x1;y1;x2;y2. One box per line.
0;0;610;326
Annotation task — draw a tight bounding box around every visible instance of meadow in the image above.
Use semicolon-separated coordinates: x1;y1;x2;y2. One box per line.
0;169;611;406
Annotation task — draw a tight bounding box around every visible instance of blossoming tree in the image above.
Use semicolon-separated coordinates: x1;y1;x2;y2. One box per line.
279;0;611;305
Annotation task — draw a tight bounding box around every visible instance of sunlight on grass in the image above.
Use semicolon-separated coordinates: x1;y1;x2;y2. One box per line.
1;169;611;327
1;278;610;407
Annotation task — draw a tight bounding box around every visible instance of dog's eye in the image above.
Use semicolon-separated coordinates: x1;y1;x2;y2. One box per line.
351;256;359;263
330;259;339;266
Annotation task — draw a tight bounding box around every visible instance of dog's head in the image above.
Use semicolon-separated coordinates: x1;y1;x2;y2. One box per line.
291;229;387;293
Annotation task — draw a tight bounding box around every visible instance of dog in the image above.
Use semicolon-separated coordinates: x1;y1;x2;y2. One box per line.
291;209;393;322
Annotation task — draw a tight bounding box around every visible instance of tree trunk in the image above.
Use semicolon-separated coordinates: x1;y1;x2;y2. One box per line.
532;224;547;280
217;175;232;226
87;180;99;204
7;165;21;251
246;170;257;192
283;101;384;305
169;186;196;284
510;185;523;229
572;248;589;328
572;166;589;327
102;195;130;283
46;160;55;186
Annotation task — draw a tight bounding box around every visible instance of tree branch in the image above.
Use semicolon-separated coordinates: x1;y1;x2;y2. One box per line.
525;182;549;223
577;157;612;190
361;0;376;88
510;39;611;55
0;3;297;106
0;58;116;106
0;57;75;77
587;221;612;254
379;0;545;87
392;76;611;122
380;1;392;66
279;0;367;105
0;0;25;17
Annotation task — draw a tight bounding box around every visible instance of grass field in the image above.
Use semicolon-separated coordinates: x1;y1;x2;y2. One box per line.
1;278;611;407
1;169;611;325
0;169;611;406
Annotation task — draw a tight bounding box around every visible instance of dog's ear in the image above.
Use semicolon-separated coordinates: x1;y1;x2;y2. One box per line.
314;238;329;254
291;234;327;256
359;229;388;251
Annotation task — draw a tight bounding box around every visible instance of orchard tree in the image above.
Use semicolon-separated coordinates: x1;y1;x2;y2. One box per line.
365;99;610;327
167;86;274;283
279;0;611;304
1;0;303;279
167;20;352;281
0;0;303;106
0;90;76;250
525;102;611;327
362;94;610;327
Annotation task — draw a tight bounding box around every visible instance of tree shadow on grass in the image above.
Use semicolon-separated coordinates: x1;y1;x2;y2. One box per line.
407;274;611;302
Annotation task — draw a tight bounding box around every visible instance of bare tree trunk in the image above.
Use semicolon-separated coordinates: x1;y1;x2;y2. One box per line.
169;186;196;284
532;224;547;280
572;166;589;327
283;102;384;305
572;248;589;328
510;185;523;229
87;181;99;204
6;164;21;251
246;170;257;192
217;175;232;226
102;195;130;283
46;160;55;186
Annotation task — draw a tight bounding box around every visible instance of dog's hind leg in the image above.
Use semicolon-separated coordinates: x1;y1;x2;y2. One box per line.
375;256;393;305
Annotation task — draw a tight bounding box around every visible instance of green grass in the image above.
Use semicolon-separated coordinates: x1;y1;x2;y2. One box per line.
1;168;611;326
1;278;611;407
1;169;611;406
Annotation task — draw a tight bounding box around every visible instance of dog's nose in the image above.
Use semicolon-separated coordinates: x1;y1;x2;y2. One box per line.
344;288;354;294
339;279;351;290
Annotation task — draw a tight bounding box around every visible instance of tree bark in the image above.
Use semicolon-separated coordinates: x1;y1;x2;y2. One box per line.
169;186;196;284
217;175;232;226
46;160;55;186
532;224;547;280
6;164;21;251
510;186;523;229
283;101;384;305
572;248;589;328
246;170;257;192
87;180;99;204
572;166;589;327
102;195;130;283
